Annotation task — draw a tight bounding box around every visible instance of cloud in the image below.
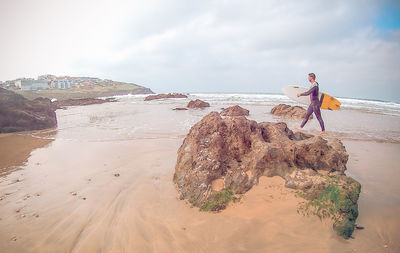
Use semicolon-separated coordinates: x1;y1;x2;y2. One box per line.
0;0;399;101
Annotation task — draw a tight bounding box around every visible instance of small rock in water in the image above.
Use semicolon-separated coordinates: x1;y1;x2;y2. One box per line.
114;173;120;177
384;245;388;248
71;192;77;196
270;104;311;119
187;99;210;108
11;236;17;241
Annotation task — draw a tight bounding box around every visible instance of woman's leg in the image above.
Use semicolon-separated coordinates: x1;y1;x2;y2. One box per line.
300;104;313;128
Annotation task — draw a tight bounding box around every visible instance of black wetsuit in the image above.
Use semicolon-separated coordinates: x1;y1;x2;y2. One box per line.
299;82;325;131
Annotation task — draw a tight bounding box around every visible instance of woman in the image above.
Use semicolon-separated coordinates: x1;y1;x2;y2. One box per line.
295;73;325;134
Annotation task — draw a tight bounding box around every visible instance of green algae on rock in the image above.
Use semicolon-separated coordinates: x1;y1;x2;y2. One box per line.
297;176;361;239
200;188;235;212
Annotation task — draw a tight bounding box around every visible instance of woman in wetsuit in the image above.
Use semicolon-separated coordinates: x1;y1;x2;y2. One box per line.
295;73;326;134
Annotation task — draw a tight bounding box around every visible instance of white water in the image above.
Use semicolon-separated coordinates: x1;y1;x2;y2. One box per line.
105;92;400;116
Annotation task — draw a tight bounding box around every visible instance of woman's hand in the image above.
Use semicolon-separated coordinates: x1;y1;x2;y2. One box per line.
297;93;301;97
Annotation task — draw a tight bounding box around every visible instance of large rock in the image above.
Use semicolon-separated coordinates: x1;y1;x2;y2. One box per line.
187;99;210;108
0;88;57;133
144;93;187;101
173;111;360;239
271;104;312;119
220;105;249;116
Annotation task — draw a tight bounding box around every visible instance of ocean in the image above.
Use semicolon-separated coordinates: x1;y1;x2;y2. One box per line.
110;92;400;117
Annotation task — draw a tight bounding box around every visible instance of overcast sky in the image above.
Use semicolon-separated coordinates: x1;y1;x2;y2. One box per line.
0;0;399;102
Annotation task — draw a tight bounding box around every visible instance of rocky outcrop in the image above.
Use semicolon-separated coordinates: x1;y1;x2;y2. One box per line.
271;104;311;119
187;99;210;108
220;105;249;116
173;111;360;239
0;88;57;133
173;107;188;111
144;93;187;101
131;87;154;95
55;97;117;107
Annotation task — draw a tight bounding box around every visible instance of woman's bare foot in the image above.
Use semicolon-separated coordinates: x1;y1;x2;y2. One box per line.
320;130;326;135
294;126;302;130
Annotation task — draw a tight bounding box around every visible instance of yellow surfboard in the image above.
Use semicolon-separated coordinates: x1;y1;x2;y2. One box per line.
320;93;341;110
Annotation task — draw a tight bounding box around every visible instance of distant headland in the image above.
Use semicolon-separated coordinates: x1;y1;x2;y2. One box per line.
0;74;154;100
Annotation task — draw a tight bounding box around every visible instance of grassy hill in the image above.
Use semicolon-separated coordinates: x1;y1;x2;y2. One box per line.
15;82;153;100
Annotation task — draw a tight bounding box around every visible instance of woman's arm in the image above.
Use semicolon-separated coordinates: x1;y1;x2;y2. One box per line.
298;86;317;97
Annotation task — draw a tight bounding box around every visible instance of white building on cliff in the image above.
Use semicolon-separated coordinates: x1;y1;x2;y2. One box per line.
21;80;50;90
54;80;72;89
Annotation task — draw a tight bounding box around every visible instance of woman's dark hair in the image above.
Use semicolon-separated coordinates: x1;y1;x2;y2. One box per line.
308;73;316;80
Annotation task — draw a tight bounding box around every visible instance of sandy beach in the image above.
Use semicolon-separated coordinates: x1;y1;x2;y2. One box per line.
0;97;399;253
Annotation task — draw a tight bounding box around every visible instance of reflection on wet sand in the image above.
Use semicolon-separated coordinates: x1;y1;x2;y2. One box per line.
0;131;55;176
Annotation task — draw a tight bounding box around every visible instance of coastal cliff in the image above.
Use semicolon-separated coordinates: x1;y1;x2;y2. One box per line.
0;88;57;133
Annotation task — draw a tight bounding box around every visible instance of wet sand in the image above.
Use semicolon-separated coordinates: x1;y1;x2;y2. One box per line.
0;101;399;252
344;141;400;252
0;133;54;176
